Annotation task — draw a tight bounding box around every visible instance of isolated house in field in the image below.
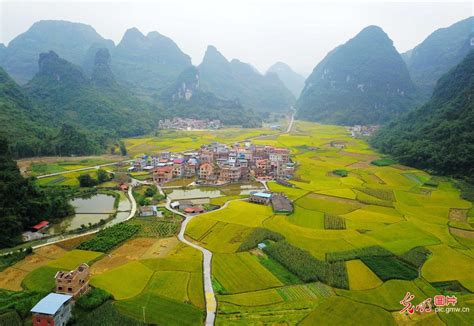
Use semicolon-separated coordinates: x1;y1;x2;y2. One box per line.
250;192;272;205
30;293;73;326
184;206;204;214
271;194;293;214
139;205;159;217
55;263;90;299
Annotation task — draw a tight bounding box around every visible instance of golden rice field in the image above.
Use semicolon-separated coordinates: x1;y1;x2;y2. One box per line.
185;121;474;325
3;121;474;325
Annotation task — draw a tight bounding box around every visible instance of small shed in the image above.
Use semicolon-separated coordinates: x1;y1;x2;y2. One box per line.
170;201;180;209
31;221;49;232
249;192;272;205
257;243;267;250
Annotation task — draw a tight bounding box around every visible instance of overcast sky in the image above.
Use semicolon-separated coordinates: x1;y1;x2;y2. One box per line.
0;0;472;75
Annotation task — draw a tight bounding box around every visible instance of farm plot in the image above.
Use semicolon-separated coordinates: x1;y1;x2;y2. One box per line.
287;206;325;229
90;261;153;300
335;279;427;311
346;259;382;290
295;193;361;215
213;252;283;293
192;221;253;253
115;292;204;326
47;249;102;270
422;244;474;283
203;201;273;227
90;238;157;275
218;288;284;306
300;296;395;325
144;271;191;303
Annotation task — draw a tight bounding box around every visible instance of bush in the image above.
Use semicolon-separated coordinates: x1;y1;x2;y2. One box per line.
324;214;346;230
371;159;396;166
332;169;348;177
78;223;140;252
0;290;44;319
237;228;284;251
144;186;157;197
76;288;111;311
78;174;98;187
361;256;418;281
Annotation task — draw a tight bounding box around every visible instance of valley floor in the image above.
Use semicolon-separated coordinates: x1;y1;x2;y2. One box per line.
2;121;473;325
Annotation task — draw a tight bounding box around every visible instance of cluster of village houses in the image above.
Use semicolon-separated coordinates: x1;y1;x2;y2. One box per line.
30;264;91;326
158;117;222;130
130;141;295;186
349;125;380;137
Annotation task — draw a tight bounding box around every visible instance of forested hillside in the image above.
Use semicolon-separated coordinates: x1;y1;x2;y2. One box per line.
24;50;160;154
111;28;192;94
371;50;474;180
0;138;73;248
297;25;417;125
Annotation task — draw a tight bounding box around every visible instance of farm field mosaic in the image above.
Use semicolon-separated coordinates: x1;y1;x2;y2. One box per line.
2;121;473;325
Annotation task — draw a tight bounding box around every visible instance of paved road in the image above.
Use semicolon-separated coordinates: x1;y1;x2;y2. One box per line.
286;110;295;133
35;159;133;179
164;193;216;325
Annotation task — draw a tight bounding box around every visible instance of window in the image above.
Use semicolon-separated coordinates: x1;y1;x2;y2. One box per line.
68;288;72;292
58;286;63;290
37;319;40;324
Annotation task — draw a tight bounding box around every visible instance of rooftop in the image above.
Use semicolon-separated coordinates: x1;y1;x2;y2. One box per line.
32;220;49;230
252;192;272;198
30;293;72;315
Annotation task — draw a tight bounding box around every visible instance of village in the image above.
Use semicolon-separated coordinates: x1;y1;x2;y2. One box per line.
130;140;295;216
130;140;296;185
158;117;222;130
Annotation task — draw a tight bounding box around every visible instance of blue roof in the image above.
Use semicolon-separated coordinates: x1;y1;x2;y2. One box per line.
31;293;72;315
252;192;272;198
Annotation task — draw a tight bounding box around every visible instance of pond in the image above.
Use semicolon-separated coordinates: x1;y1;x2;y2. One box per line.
166;187;223;200
48;193;130;234
166;184;265;200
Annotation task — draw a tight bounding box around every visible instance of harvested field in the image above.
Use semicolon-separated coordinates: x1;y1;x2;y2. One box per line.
90;238;157;275
55;234;96;250
346;259;382;290
0;267;28;291
141;237;180;259
449;208;468;222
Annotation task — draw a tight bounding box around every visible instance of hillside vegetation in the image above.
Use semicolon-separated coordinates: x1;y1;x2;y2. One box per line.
372;50;474;180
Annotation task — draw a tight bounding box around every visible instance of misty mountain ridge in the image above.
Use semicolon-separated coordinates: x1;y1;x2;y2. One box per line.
403;16;474;98
267;62;305;97
198;45;295;112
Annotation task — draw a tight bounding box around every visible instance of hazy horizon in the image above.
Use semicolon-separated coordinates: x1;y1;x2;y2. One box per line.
0;0;472;76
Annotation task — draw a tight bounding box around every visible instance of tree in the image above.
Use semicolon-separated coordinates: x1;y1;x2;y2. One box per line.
77;174;98;187
119;141;127;156
97;169;110;183
144;186;157;197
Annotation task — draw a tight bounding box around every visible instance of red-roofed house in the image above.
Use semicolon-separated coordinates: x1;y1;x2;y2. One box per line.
32;221;49;232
